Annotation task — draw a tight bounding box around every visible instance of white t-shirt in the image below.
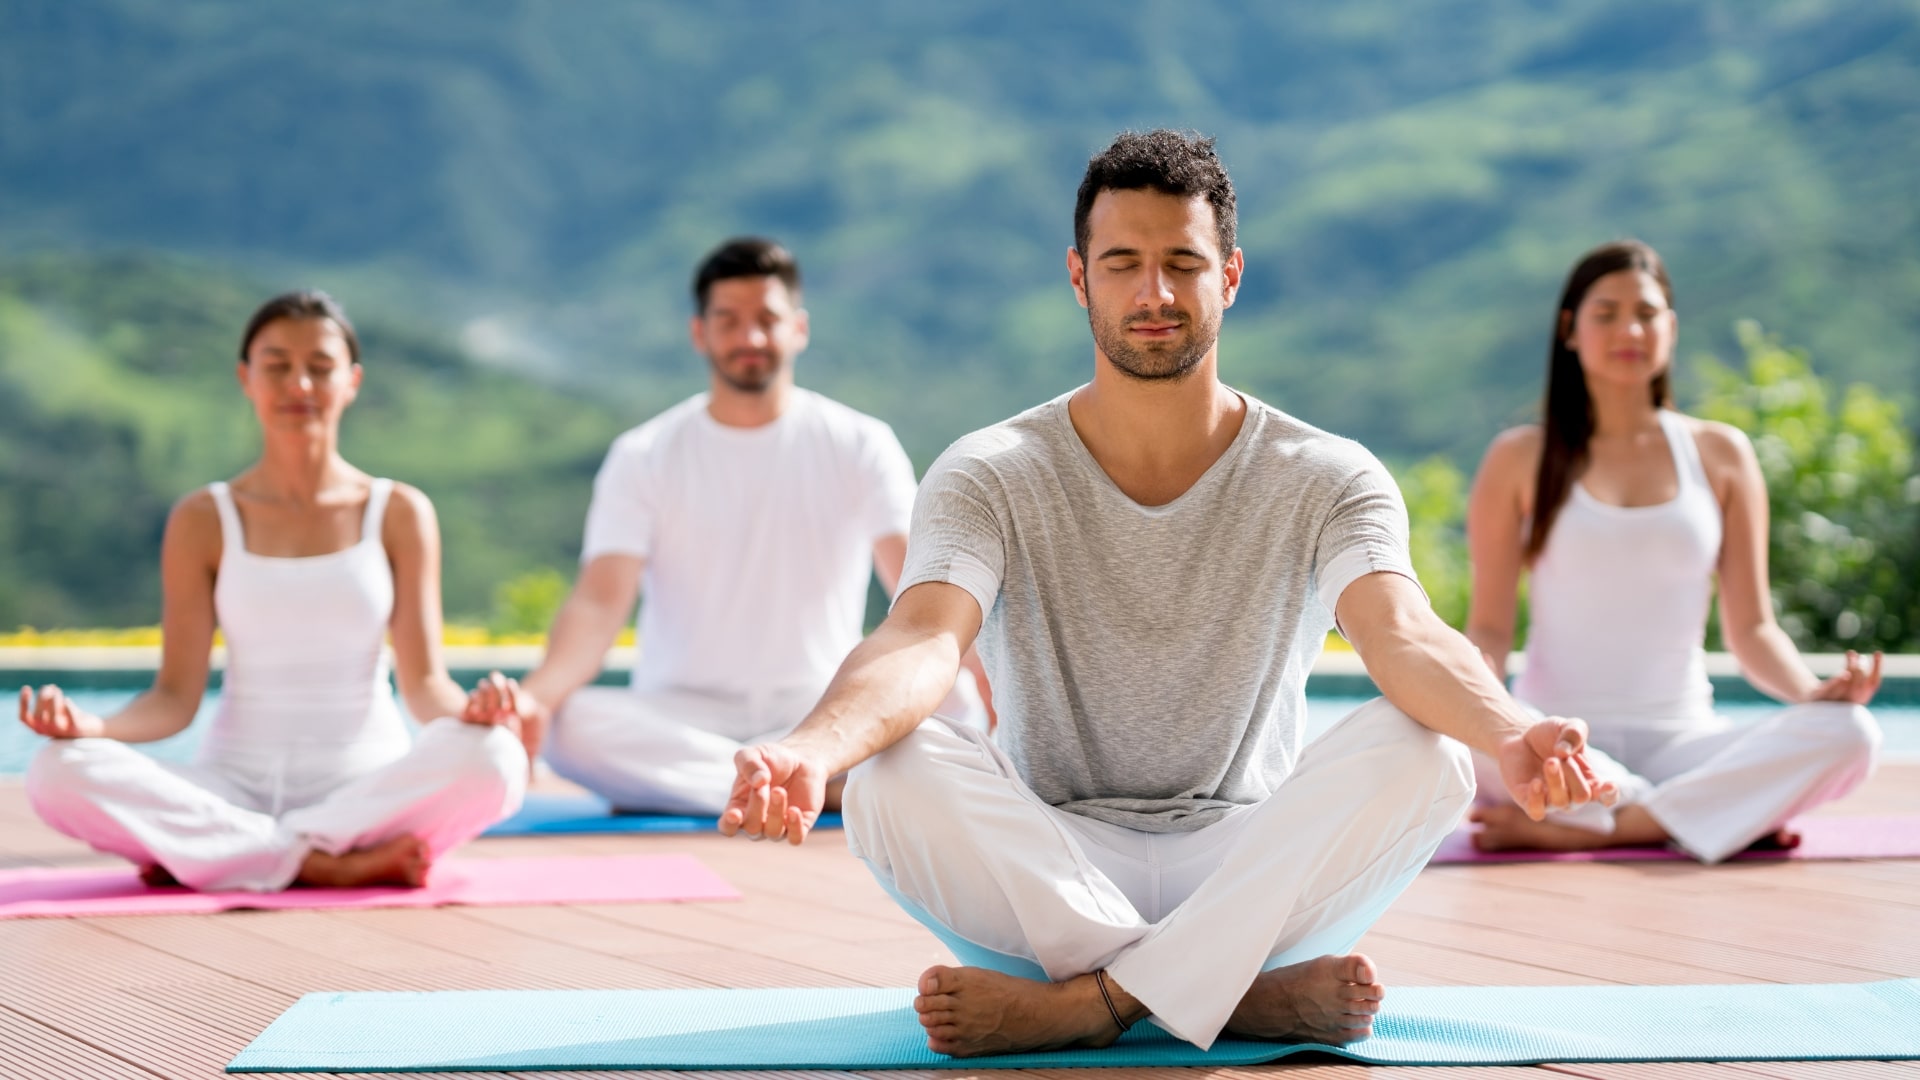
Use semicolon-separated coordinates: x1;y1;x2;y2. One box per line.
582;389;919;697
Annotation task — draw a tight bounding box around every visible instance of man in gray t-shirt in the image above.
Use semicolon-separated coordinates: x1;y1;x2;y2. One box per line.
719;131;1612;1058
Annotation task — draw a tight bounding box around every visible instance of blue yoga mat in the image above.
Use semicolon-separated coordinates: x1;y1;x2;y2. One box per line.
229;980;1920;1072
484;793;842;837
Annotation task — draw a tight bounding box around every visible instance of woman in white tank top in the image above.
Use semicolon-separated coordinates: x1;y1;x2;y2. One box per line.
17;291;527;891
1464;240;1882;863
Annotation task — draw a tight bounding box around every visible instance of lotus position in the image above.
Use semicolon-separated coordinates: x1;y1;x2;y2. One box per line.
468;238;987;815
719;131;1611;1057
19;291;528;892
1464;240;1882;863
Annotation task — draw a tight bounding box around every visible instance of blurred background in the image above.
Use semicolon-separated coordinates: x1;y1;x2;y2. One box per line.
1;0;1915;649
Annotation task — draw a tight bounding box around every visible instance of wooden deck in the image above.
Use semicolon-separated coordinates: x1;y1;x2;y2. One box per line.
3;765;1918;1080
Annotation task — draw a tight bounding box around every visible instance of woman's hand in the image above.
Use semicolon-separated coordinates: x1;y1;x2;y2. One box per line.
18;685;106;740
461;670;549;761
1806;650;1883;706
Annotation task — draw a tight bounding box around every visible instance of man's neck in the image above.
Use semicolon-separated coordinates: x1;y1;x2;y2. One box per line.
1066;351;1246;507
707;378;794;428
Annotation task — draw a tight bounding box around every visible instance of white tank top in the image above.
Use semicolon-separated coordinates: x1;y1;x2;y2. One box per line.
1513;410;1723;730
200;479;410;801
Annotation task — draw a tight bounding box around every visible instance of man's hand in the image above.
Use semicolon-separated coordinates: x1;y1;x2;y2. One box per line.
1493;715;1616;821
18;685;105;740
1807;650;1882;706
719;742;831;846
462;671;549;762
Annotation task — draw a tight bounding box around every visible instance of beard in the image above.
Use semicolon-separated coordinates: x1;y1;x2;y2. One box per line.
708;347;784;393
1087;300;1220;383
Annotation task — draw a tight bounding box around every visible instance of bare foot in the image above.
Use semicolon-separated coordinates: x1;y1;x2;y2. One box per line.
913;965;1132;1058
138;864;180;888
1225;954;1383;1045
1746;827;1802;852
295;835;431;889
1470;804;1619;852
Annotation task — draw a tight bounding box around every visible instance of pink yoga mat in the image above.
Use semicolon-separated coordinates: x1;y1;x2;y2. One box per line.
1429;814;1920;865
0;853;738;919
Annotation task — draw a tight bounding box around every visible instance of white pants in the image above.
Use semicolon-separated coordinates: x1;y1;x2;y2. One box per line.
843;698;1474;1050
1472;701;1880;863
547;673;987;815
25;718;527;892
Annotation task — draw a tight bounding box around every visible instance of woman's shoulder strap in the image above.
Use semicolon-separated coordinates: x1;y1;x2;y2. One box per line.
361;478;396;543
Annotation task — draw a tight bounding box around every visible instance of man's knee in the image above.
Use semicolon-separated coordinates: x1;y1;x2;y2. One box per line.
844;720;982;854
1339;698;1474;798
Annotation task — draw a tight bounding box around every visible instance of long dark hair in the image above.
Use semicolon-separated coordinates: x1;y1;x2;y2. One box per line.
1526;240;1675;561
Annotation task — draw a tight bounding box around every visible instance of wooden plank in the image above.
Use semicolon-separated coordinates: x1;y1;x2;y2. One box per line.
0;1003;163;1079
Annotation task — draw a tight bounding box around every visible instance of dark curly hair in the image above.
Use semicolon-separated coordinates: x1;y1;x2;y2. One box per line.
1074;130;1237;260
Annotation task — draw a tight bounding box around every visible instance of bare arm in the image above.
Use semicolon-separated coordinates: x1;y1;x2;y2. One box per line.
1338;570;1610;819
875;533;997;728
1707;424;1881;704
1464;428;1536;678
520;555;643;712
383;484;468;724
21;495;217;742
720;580;982;844
873;533;907;596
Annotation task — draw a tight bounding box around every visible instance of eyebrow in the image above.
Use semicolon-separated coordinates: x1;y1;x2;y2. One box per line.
1095;245;1210;261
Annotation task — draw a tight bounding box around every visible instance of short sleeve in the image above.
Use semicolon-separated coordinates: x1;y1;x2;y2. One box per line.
1312;460;1423;625
579;434;655;563
896;452;1005;621
859;421;920;542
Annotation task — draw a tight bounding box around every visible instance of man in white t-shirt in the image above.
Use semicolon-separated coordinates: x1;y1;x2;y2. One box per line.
470;237;987;814
714;134;1613;1056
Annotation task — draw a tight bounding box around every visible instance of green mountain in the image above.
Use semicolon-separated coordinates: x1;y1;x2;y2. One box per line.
2;0;1917;628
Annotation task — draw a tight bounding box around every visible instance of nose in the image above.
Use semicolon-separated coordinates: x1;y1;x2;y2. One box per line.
1133;266;1175;308
742;324;770;349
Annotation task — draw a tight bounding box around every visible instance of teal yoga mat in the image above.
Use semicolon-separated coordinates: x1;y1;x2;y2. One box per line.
484;793;842;836
229;980;1920;1072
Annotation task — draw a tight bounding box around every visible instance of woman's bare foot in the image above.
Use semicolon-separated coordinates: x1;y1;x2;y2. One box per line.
1225;954;1383;1045
1746;827;1802;852
295;835;431;889
138;864;180;888
912;965;1134;1058
1470;803;1672;853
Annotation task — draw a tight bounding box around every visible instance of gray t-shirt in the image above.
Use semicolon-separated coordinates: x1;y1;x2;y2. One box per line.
899;389;1420;833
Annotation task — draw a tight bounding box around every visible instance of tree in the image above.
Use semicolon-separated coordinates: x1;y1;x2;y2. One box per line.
1694;322;1919;651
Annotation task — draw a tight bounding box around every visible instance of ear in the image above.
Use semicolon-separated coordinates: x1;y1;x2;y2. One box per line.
235;362;250;392
688;313;708;354
1558;309;1574;349
1221;248;1245;309
1067;246;1089;309
792;306;811;352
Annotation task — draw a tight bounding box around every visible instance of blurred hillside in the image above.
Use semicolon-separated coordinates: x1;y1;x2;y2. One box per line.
1;0;1917;628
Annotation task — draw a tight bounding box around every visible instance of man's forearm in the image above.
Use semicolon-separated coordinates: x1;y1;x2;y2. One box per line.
523;594;628;707
782;622;964;775
1365;610;1532;757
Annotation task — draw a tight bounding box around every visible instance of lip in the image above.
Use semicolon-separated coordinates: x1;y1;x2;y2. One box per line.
1129;323;1182;335
1609;350;1647;362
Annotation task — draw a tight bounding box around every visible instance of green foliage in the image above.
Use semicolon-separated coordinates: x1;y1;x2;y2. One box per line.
1394;456;1472;630
489;568;571;638
1694;323;1920;651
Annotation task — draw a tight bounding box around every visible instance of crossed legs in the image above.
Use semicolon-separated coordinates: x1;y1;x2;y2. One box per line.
843;699;1474;1053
